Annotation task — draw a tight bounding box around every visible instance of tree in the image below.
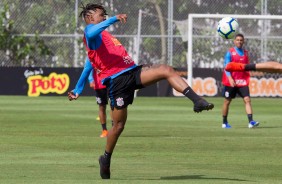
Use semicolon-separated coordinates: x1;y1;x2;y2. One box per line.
0;1;53;67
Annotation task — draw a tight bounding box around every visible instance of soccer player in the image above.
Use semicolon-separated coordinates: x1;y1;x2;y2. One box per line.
69;57;109;138
221;33;259;129
225;61;282;73
69;3;214;179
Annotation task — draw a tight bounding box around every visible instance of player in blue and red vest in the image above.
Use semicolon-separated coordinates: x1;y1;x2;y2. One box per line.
71;57;109;138
68;3;214;179
221;33;259;129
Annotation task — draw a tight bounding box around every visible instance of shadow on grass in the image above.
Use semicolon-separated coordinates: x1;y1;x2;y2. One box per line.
236;125;282;129
160;174;249;182
114;174;251;181
256;126;282;129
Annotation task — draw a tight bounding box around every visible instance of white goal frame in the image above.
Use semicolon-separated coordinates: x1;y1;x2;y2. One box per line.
187;14;282;86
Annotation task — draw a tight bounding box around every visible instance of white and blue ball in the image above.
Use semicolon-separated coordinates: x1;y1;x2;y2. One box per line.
217;17;239;39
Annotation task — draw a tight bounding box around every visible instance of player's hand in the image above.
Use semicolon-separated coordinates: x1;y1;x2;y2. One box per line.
68;91;79;101
89;81;95;89
116;14;127;23
228;77;236;87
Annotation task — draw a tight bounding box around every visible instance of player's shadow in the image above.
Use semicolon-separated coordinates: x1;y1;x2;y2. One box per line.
257;126;281;129
160;174;249;182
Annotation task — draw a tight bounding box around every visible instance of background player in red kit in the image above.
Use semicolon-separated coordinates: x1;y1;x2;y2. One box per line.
221;33;259;129
70;57;109;138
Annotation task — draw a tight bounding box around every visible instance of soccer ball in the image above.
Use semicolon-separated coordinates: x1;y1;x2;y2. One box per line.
217;17;239;39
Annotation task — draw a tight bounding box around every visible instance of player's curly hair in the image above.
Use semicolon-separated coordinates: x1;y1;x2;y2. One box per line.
235;33;244;39
79;3;108;18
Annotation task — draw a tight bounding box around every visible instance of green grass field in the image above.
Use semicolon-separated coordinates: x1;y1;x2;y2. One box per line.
0;96;282;184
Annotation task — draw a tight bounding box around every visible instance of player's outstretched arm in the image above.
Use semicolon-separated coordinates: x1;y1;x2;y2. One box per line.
85;16;119;40
68;58;93;101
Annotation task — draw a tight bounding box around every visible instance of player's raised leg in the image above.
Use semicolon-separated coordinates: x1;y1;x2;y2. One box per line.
255;61;282;73
225;62;246;72
140;64;214;112
225;61;282;73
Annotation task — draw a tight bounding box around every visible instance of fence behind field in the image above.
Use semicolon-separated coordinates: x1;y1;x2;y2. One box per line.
1;0;282;69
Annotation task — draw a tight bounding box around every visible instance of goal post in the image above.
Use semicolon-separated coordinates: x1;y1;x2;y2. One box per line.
187;14;282;86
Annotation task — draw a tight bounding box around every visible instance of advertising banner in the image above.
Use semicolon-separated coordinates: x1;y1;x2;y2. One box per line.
0;67;281;97
0;67;95;96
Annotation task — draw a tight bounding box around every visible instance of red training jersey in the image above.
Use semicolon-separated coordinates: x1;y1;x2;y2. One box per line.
222;47;250;87
92;68;106;90
83;31;136;81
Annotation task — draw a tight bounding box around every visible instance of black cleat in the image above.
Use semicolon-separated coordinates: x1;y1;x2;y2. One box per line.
193;99;214;113
99;155;111;179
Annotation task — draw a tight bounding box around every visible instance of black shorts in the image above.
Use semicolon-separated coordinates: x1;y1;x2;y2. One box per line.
222;86;250;99
104;66;144;110
95;88;108;105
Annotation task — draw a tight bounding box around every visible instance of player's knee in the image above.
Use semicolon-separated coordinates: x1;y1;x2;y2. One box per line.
244;97;251;103
114;122;125;134
159;64;175;75
225;100;231;105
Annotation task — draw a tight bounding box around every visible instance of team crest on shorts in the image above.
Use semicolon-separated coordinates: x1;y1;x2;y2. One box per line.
116;97;124;107
96;97;102;104
225;91;230;98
